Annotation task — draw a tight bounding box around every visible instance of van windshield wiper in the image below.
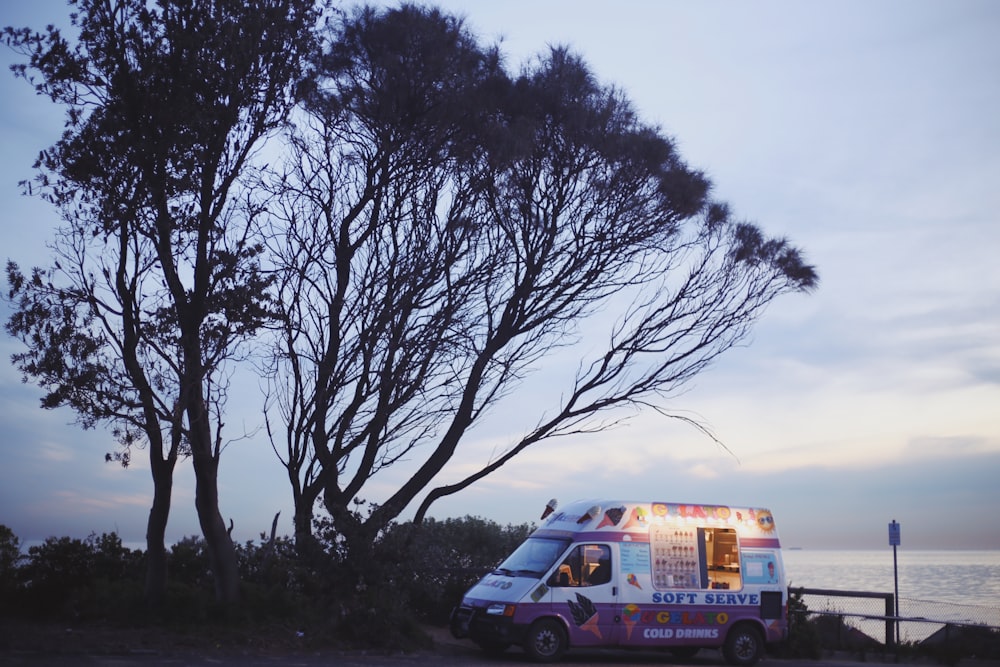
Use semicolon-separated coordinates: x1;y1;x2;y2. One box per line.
492;567;543;578
513;568;544;577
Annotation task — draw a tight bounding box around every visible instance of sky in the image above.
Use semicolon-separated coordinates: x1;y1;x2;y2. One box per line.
1;1;998;553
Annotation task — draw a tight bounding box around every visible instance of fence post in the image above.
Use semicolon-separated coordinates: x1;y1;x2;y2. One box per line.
884;593;895;647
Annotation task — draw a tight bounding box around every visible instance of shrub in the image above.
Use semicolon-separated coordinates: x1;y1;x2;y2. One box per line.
0;515;535;649
777;586;822;659
0;525;25;609
375;516;533;624
12;531;143;621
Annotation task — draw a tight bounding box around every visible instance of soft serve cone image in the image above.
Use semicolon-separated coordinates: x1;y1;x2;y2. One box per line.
596;506;625;529
622;505;649;529
577;504;601;524
540;498;558;520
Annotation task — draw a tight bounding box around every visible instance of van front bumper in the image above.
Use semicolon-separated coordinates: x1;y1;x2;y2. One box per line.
450;605;525;646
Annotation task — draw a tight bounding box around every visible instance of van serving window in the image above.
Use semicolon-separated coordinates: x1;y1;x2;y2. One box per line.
705;527;742;590
651;526;742;590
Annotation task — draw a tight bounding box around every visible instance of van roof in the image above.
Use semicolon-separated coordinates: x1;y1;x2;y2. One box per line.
533;499;780;547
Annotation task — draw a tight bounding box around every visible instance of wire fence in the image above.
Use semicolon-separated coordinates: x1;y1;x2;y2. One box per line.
792;586;1000;656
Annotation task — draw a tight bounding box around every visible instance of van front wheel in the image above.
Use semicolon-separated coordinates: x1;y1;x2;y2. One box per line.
524;618;567;662
723;624;763;666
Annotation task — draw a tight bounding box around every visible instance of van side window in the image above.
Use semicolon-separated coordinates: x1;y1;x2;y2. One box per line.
550;544;611;587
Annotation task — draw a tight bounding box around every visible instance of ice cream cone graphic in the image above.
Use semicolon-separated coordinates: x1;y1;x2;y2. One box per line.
577;504;601;524
540;498;558;520
622;603;640;640
622;506;648;530
596;506;625;529
580;612;602;639
567;593;602;639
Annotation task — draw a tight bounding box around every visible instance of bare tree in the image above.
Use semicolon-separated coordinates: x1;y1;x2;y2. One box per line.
265;4;817;562
4;0;318;604
263;4;505;552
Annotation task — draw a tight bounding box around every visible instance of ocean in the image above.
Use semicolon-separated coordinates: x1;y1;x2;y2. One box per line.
782;549;1000;642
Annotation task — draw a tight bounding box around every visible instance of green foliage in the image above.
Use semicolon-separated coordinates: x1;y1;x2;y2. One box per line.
776;586;822;659
375;516;534;624
0;525;22;575
0;515;530;644
234;534;319;622
0;525;24;604
9;532;144;621
167;536;212;588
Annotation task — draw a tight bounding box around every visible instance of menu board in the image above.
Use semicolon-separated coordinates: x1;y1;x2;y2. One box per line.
620;541;651;574
650;524;701;589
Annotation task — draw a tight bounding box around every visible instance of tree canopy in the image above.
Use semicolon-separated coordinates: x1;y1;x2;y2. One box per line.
262;4;817;557
5;1;816;594
4;0;319;603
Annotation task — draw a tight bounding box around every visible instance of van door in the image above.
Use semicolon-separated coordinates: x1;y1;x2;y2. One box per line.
546;543;620;646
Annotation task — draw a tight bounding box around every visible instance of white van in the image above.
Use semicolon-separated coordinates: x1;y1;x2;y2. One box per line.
450;499;787;665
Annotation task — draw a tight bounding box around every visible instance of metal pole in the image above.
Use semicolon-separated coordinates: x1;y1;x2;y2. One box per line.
884;593;895;647
893;542;899;640
891;519;900;644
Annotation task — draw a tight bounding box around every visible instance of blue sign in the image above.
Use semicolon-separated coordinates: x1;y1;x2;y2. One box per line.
888;520;901;546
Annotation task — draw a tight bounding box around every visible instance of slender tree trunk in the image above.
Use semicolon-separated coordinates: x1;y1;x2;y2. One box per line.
144;453;175;608
292;488;319;557
323;487;380;573
177;303;241;603
191;448;240;604
184;358;240;603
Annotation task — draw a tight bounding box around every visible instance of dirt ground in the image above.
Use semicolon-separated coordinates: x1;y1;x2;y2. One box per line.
4;621;1000;667
0;619;393;657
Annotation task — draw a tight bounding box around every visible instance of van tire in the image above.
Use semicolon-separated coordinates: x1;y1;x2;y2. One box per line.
523;618;567;662
723;624;763;666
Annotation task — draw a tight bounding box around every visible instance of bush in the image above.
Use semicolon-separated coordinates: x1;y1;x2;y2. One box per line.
10;531;144;621
0;516;534;649
167;535;212;588
375;516;533;624
0;525;25;608
776;586;822;659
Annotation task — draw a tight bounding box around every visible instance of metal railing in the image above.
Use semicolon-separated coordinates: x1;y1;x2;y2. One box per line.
790;586;1000;657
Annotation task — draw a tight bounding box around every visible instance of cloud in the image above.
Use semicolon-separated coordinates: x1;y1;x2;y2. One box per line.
40;489;151;513
36;440;75;463
427;446;1000;550
2;0;998;554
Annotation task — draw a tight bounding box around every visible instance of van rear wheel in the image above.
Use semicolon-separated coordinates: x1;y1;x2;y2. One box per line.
722;624;763;666
523;618;567;662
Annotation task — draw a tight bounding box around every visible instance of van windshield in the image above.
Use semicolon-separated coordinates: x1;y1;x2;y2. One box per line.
493;537;571;578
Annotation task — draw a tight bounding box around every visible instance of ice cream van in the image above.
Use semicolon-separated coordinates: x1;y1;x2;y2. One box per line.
450;499;787;665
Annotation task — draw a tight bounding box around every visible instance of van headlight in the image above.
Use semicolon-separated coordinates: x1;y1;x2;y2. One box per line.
485;603;516;616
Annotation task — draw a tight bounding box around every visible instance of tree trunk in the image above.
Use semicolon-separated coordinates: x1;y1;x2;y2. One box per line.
144;452;175;608
191;449;240;604
292;488;319;558
179;313;240;604
323;488;380;573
